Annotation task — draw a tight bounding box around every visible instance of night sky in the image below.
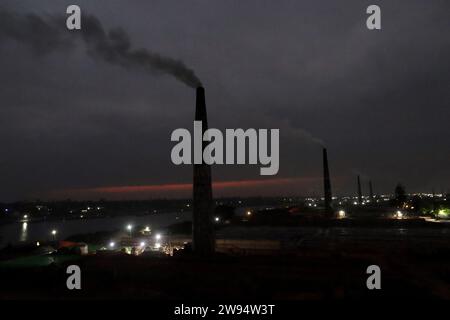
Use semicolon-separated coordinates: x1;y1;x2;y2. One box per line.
0;0;449;201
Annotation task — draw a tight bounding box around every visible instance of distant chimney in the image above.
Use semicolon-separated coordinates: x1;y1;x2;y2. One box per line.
322;148;332;213
369;180;374;200
192;86;215;256
357;175;362;205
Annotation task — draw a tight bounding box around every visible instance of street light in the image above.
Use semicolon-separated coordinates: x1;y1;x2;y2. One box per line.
126;224;133;237
109;241;115;249
155;233;162;241
51;229;57;241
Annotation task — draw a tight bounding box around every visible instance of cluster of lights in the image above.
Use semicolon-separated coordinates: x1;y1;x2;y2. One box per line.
110;225;166;252
395;210;403;219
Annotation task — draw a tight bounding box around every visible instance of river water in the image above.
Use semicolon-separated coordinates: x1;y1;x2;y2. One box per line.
2;211;449;250
0;212;192;248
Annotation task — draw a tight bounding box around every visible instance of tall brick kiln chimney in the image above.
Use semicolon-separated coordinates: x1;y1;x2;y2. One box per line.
357;175;362;205
369;180;374;200
193;86;215;256
323;148;332;214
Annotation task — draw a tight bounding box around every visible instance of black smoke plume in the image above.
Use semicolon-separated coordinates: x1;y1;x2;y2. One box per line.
0;8;202;87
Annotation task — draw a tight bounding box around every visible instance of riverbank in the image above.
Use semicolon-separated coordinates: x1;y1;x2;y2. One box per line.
1;235;449;299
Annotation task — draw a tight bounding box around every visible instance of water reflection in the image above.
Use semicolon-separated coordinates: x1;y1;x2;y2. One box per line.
20;222;28;242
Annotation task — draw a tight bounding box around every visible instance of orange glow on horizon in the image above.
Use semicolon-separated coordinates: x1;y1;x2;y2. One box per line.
48;177;323;199
93;177;301;193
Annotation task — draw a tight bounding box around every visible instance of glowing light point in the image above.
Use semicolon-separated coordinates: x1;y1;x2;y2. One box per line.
437;209;449;218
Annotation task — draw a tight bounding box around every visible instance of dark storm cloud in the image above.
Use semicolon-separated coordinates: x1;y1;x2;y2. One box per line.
0;0;449;201
0;7;201;87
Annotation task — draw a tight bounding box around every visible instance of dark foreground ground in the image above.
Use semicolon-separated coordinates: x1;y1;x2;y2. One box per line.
1;231;449;300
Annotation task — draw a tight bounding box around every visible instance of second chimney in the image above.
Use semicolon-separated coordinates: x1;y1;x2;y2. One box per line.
357;175;362;205
323;148;332;214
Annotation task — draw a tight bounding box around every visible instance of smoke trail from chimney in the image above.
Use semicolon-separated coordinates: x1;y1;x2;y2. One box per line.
0;8;202;88
276;118;325;147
